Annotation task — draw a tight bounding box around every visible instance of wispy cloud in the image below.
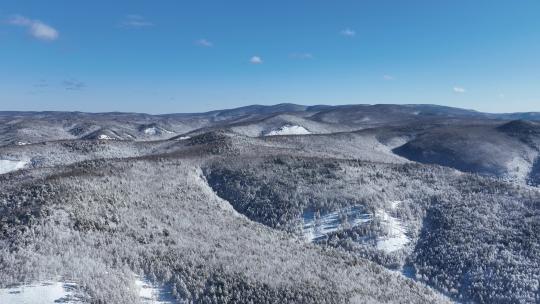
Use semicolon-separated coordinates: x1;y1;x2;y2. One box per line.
195;38;213;47
250;56;263;64
340;28;356;37
453;86;466;93
7;15;59;41
289;53;314;60
33;79;49;88
28;79;50;95
63;79;86;91
383;75;395;81
119;15;153;29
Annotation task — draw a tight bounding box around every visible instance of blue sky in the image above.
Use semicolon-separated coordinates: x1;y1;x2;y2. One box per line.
1;0;539;113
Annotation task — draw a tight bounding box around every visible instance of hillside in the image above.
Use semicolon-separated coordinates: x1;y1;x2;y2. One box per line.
2;104;540;303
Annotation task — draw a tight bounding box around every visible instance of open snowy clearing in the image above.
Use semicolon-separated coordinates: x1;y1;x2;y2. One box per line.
375;209;410;253
97;134;115;140
0;281;81;304
0;279;176;304
264;125;311;136
0;159;29;175
143;126;174;135
143;127;160;135
303;206;372;242
303;202;409;252
135;277;175;304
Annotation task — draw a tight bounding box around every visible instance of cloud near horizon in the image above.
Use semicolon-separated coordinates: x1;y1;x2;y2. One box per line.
63;79;86;91
453;86;466;93
7;15;59;41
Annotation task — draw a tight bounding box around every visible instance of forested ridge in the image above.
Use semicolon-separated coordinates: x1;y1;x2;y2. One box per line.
2;105;540;303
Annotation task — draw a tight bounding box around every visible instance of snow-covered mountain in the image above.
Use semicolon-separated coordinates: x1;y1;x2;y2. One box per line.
2;103;540;303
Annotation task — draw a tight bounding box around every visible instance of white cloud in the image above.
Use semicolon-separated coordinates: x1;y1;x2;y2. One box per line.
383;75;395;81
340;28;356;37
195;39;213;47
7;15;59;41
63;79;86;91
453;86;466;93
119;15;153;29
250;56;263;64
289;53;313;60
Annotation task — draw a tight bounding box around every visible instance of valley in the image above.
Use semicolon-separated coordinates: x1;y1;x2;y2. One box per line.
1;104;540;303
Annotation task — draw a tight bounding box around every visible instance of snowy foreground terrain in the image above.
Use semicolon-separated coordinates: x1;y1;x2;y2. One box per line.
0;159;28;175
2;104;540;303
0;279;174;304
135;277;175;304
0;282;80;304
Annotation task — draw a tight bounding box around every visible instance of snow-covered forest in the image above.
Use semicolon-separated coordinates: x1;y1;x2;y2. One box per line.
1;104;540;303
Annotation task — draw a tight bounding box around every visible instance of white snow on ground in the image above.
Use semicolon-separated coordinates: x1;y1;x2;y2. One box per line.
302;201;409;253
388;200;402;209
178;136;191;140
16;141;30;146
375;209;409;253
144;127;159;135
303;206;371;242
0;159;29;175
505;156;532;183
0;281;81;304
0;278;177;303
134;277;175;304
162;129;174;134
97;134;114;140
264;125;311;136
144;127;175;135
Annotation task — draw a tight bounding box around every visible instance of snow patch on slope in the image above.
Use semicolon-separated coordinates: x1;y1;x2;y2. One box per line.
0;159;29;175
97;134;114;140
303;206;371;242
505;156;532;183
134;278;175;304
375;208;409;253
264;125;311;136
0;281;81;304
144;127;159;135
302;201;409;253
143;126;174;136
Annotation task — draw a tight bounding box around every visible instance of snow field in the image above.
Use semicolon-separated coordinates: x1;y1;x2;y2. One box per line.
0;281;80;304
303;201;409;253
0;159;29;175
264;125;311;136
